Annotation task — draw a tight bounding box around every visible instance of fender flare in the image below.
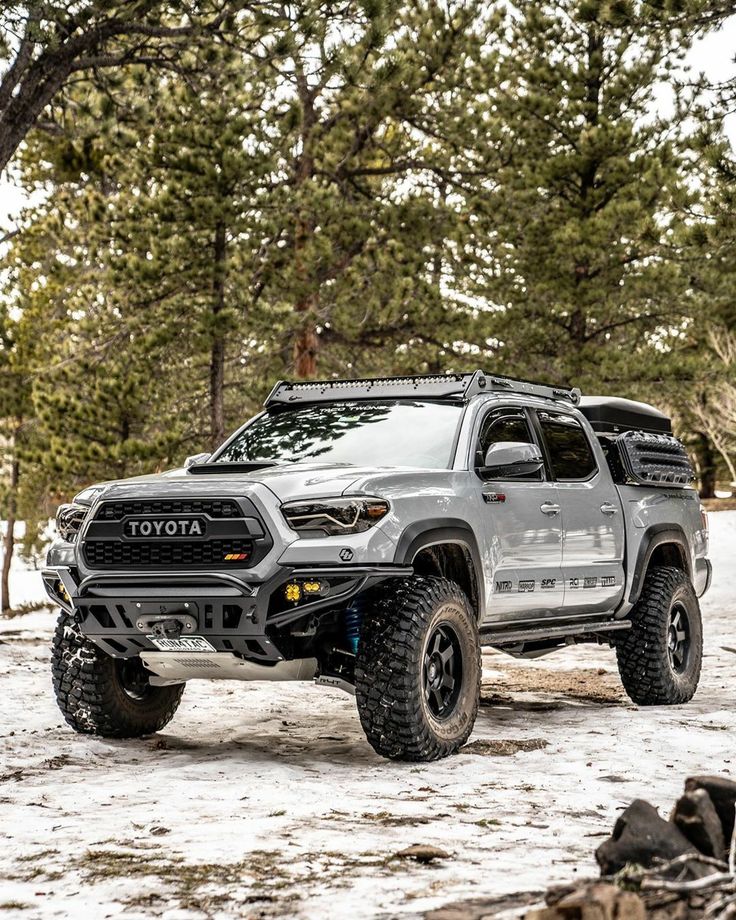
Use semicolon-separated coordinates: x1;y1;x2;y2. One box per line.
394;519;485;617
628;524;691;605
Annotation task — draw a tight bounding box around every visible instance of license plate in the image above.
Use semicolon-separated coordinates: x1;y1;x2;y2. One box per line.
146;635;216;653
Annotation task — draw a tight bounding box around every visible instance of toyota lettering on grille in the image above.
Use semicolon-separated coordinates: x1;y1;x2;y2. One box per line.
123;517;207;538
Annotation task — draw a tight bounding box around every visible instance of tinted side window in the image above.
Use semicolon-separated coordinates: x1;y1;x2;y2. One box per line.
537;411;597;480
477;408;542;480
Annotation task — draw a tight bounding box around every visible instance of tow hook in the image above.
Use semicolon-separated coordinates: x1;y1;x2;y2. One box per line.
135;614;198;637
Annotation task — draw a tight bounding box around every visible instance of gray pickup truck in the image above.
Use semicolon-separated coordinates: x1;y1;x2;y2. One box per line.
44;372;710;761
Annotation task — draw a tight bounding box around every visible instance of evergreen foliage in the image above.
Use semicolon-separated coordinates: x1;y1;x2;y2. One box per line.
0;0;735;609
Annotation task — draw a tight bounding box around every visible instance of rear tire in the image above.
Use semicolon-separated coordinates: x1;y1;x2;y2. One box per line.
51;611;185;737
355;576;480;761
616;566;702;706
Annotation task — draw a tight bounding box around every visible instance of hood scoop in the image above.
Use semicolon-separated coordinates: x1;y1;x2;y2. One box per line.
187;461;278;475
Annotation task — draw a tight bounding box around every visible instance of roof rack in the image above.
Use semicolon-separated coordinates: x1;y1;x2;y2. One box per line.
264;371;581;407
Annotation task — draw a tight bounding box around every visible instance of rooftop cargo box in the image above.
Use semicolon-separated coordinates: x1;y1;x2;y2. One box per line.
578;396;672;436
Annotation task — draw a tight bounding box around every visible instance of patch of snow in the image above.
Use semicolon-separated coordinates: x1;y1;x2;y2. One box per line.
0;514;734;919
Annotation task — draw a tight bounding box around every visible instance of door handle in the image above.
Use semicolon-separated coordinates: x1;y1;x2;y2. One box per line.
600;502;618;515
540;501;560;516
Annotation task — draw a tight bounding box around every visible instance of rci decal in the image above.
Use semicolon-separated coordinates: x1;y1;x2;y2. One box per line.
541;578;556;590
568;577;580;589
518;580;535;592
495;580;512;593
584;576;598;589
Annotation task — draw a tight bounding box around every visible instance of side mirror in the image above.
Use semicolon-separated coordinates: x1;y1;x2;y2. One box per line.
480;441;544;479
184;452;211;469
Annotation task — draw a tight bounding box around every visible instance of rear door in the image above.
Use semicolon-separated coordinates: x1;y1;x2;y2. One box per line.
533;410;625;614
474;405;565;624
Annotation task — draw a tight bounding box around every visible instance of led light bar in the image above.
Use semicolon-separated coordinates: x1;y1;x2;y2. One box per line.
265;371;580;407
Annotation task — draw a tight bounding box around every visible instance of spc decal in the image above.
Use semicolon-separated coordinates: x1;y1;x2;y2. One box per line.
518;580;535;592
540;578;557;590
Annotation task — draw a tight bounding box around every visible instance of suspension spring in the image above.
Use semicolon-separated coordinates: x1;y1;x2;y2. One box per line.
343;598;364;655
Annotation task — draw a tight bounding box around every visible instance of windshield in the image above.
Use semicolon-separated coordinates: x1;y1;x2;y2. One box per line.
215;400;464;469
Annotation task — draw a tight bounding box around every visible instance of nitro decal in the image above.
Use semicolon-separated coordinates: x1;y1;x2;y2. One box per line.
584;576;598;589
601;576;616;587
518;580;535;593
495;580;512;593
540;578;557;590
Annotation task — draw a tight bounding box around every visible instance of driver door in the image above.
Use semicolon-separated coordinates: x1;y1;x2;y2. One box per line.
474;406;565;625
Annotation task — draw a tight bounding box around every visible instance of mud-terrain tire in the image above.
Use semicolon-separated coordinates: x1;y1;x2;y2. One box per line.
355;576;480;762
616;566;702;706
51;611;185;737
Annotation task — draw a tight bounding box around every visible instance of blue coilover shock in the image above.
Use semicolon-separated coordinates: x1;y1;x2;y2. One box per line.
343;598;364;654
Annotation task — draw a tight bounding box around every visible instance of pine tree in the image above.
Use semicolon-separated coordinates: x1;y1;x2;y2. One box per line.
0;1;235;172
460;0;699;395
0;308;32;612
677;131;736;491
247;0;499;378
104;53;278;449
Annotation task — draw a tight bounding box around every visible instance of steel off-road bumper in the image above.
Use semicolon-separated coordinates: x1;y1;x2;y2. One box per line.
42;563;410;669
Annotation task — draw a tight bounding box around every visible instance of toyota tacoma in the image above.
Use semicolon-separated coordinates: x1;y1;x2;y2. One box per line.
44;372;711;761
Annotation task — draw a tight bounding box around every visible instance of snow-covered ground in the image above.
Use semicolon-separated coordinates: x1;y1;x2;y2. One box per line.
1;515;735;920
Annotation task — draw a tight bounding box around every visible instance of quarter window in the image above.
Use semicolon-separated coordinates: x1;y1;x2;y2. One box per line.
537;411;597;480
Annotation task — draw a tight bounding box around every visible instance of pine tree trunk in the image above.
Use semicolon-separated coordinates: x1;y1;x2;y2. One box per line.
293;293;319;378
1;447;19;615
209;220;226;450
292;63;319;379
695;432;717;499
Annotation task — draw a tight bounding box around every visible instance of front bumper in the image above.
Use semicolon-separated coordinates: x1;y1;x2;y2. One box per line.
43;563;411;662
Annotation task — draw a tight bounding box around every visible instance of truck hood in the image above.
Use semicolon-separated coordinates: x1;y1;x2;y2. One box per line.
80;462;401;504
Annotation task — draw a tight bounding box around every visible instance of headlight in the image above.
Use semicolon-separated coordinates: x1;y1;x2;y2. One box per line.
56;503;89;542
281;497;390;536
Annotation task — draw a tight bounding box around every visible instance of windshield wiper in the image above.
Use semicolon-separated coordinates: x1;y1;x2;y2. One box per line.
187;461;279;475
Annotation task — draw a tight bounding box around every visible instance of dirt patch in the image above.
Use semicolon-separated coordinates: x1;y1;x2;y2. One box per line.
462;738;549;756
425;890;546;919
482;666;627;706
701;498;736;511
361;811;435;826
479;692;564;712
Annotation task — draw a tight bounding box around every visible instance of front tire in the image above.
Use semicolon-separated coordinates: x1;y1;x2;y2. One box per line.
51;611;185;737
355;576;480;761
616;566;703;706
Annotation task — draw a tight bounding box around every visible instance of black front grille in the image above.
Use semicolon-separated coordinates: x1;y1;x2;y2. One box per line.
96;499;242;521
84;539;253;568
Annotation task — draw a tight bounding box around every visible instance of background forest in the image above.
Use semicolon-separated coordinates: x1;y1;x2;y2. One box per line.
1;0;736;611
